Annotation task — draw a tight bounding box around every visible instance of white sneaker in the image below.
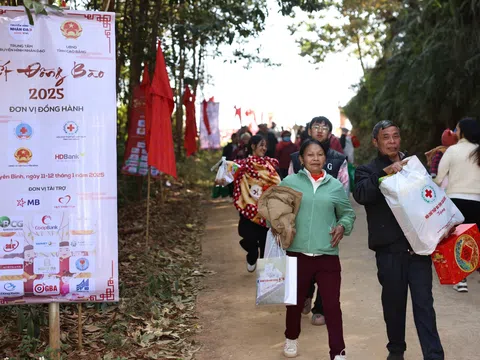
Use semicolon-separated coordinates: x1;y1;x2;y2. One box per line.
247;262;256;273
334;350;347;360
283;338;298;358
453;279;468;293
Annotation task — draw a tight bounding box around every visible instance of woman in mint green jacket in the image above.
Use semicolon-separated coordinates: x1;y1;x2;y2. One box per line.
279;139;356;360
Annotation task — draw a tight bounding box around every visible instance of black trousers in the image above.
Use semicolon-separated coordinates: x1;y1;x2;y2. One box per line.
306;279;324;315
451;198;480;227
238;215;268;265
376;251;444;359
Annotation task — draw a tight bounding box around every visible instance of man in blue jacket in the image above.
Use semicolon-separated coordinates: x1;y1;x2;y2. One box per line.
353;120;444;360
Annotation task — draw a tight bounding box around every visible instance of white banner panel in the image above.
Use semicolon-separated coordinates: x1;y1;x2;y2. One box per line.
0;7;118;304
200;101;221;149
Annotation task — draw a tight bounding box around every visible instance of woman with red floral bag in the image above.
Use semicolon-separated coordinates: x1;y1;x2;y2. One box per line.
233;135;281;272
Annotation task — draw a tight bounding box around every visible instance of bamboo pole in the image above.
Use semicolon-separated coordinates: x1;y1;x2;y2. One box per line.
145;168;152;247
48;302;60;360
77;303;83;350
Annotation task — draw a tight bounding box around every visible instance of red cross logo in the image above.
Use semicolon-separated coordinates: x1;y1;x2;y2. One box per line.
425;189;433;198
67;124;76;132
17;198;26;207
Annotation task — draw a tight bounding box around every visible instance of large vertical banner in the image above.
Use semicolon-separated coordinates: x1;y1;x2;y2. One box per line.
200;101;221;149
0;8;119;304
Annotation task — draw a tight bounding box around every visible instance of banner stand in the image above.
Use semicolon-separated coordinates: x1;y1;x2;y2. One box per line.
145;169;152;247
49;302;60;360
78;303;83;350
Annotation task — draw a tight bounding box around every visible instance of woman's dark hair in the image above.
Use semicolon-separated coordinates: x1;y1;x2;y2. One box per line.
247;134;266;156
458;117;480;166
299;139;328;158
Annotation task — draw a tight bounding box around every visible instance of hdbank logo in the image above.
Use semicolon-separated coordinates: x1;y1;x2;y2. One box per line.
54;152;85;161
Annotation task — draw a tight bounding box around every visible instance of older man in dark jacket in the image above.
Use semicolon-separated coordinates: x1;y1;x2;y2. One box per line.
353;120;444;360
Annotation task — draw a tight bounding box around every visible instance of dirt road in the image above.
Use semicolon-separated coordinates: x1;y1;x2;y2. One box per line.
196;198;480;360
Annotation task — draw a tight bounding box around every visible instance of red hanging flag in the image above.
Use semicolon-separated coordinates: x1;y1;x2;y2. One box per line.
202;100;212;135
147;41;177;178
183;86;197;157
234;106;242;122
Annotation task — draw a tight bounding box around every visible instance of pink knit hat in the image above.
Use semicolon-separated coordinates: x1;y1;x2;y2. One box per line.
441;129;458;147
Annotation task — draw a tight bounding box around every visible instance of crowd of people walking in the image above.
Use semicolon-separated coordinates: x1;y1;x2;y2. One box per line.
216;116;480;360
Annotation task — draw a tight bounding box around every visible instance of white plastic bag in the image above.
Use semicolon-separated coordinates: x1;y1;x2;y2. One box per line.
213;157;239;186
255;230;297;306
380;156;464;255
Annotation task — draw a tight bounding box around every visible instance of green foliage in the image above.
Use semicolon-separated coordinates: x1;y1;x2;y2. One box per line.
292;0;480;163
343;0;480;163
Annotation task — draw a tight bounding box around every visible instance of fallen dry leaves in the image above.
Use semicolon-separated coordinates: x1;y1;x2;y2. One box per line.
0;181;210;360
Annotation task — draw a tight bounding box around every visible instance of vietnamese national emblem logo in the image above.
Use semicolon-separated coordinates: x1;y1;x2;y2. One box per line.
14;148;33;164
60;20;82;39
15;123;33;140
421;185;436;203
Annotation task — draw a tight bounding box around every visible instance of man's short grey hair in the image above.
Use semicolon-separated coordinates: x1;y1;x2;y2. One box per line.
240;132;251;141
372;120;399;139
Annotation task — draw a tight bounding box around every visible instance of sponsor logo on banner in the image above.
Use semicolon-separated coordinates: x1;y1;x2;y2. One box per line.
57;121;86;141
131;147;140;154
8;23;34;41
54;195;75;210
54;152;85;161
69;256;95;273
70;234;96;251
34;236;59;253
70;278;95;293
0;235;23;256
136;127;146;135
0;280;24;297
14;147;33;164
16;196;41;210
137;141;146;149
15;123;33;140
0;216;24;232
60;20;83;39
69;215;96;235
33;279;60;296
33;214;62;232
0;258;24;276
421;185;437;204
33;257;60;274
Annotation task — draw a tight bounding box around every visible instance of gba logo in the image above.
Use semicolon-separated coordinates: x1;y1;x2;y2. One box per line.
3;238;20;253
14;147;33;164
54;152;85;161
15;123;33;140
34;279;60;296
0;216;23;231
75;258;89;271
60;20;82;39
16;197;40;208
421;185;437;204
